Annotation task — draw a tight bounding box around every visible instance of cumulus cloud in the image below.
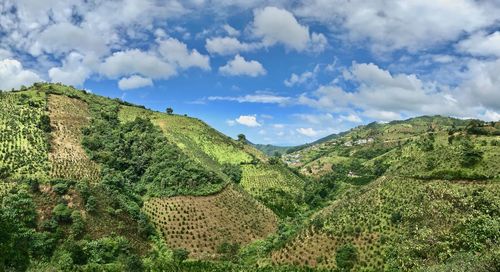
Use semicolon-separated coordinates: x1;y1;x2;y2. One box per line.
219;54;266;77
118;75;153;90
295;0;499;53
284;71;314;87
235;115;262;127
251;6;327;52
49;52;93;86
157;38;210;70
457;31;500;57
223;24;240;36
296;127;319;137
205;37;261;55
32;23;108;56
100;49;177;79
0;59;41;90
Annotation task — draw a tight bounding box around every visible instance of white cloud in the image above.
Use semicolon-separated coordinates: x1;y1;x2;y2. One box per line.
340;114;362;123
33;23;108;56
208;93;291;104
100;49;177;79
223;24;240;36
235;115;261;127
480;110;500;122
457;31;500;57
296;127;319;137
219;54;266;77
252;6;327;52
118;75;153;90
284;71;314;87
48;52;93;86
205;37;261;55
157;38;210;70
295;0;499;53
0;59;41;90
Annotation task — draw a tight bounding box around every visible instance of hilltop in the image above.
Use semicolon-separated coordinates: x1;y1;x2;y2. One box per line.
0;83;499;272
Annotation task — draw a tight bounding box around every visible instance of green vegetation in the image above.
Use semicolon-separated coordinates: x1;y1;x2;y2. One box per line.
1;85;499;271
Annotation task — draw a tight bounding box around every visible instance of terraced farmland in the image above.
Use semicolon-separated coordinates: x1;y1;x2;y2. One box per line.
272;176;500;270
143;185;278;259
0;91;49;179
48;95;100;182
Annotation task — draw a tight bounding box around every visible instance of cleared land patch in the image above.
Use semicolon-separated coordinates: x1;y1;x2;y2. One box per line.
143;185;278;259
48;95;100;182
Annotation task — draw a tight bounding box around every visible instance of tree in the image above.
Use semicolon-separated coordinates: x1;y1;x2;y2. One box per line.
52;204;72;223
336;244;358;271
237;134;246;143
166;107;173;114
460;138;483;167
221;163;242;183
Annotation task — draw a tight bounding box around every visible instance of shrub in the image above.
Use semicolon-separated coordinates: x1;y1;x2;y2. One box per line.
52;183;69;195
221;163;242;183
52;204;72;223
336;244;358;272
85;196;97;213
172;248;190;264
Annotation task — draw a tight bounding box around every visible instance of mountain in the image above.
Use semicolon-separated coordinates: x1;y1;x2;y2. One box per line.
1;83;499;272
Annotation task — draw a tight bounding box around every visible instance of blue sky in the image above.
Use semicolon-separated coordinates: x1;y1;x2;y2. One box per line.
1;1;500;145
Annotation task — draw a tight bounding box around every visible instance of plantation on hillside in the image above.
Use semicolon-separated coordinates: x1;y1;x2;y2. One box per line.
1;84;499;272
144;185;278;259
48;95;100;183
241;164;306;217
0;91;50;179
272;176;500;271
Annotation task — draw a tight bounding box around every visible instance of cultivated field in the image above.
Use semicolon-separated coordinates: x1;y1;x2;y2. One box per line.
0;91;49;179
48;95;100;182
272;176;500;270
143;185;278;259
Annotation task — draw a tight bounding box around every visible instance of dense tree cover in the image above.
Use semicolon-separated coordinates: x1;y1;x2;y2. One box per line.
82;110;225;199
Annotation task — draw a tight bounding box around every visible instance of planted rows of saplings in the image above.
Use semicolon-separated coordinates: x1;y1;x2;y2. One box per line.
156;115;253;165
48;95;100;183
272;176;499;270
143;185;278;259
0;91;50;179
240;164;304;198
271;178;391;270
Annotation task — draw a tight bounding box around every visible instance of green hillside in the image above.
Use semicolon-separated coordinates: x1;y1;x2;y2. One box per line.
0;84;499;272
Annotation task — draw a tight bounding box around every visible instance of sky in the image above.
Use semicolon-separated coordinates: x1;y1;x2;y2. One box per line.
1;0;500;146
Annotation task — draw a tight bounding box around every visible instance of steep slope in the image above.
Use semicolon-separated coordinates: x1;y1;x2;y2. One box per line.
272;176;500;270
271;121;500;271
0;83;291;271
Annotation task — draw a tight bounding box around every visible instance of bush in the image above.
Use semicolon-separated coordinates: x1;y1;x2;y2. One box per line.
52;183;69;195
221;163;242;183
71;211;85;238
172;248;190;264
52;204;72;223
85;196;97;213
336;244;358;271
